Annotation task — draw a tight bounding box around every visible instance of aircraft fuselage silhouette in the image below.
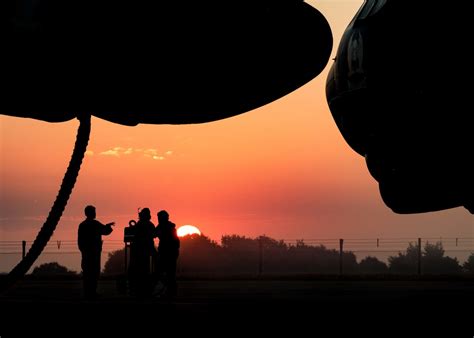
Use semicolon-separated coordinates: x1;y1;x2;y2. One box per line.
2;0;332;125
327;0;473;214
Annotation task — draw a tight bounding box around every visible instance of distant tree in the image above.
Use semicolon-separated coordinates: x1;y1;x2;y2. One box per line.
103;248;125;275
422;242;462;274
221;235;257;251
286;240;314;273
295;239;306;248
258;235;288;273
359;256;388;274
341;251;358;274
220;235;260;274
32;262;76;276
388;242;420;274
181;233;220;252
311;245;341;274
258;235;287;250
179;234;223;274
389;242;462;274
462;253;474;274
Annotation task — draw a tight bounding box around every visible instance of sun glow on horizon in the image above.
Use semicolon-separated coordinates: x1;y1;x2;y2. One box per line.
177;225;202;237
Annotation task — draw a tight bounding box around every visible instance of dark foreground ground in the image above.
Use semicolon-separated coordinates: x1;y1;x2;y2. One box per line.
1;277;473;335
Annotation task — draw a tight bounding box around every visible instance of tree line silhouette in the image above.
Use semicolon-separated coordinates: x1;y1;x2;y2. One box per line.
26;234;474;276
98;234;474;276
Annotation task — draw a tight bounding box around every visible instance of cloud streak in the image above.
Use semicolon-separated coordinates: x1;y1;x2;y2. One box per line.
98;147;173;160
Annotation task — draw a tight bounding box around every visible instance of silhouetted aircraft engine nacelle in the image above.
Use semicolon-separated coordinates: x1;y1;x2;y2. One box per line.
1;0;332;125
327;0;473;214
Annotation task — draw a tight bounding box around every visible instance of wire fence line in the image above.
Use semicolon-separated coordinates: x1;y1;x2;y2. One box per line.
0;240;124;256
1;237;473;275
1;237;473;253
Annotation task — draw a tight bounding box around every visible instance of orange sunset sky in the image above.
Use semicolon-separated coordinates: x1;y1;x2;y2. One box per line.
1;0;472;261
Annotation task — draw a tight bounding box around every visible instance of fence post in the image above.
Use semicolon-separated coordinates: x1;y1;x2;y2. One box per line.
418;237;422;275
124;243;128;274
258;237;263;276
22;240;26;259
339;238;344;276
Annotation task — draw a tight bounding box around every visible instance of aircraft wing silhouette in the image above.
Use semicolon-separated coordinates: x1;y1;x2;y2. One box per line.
1;1;332;125
327;0;473;214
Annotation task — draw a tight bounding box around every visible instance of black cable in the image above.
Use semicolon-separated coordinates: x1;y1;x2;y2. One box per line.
1;115;91;291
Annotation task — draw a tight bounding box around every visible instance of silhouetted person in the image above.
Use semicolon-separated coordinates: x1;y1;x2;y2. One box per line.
77;205;114;299
128;208;156;297
155;210;180;298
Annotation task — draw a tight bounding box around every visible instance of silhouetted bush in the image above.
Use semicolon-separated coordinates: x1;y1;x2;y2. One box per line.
359;256;388;274
389;242;462;274
32;262;77;276
178;234;223;274
220;235;259;274
103;248;125;275
463;253;474;274
422;242;462;274
388;243;419;274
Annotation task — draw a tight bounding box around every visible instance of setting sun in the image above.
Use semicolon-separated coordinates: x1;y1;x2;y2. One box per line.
177;225;202;237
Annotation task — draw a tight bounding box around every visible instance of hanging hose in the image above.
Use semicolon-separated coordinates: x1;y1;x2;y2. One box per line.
1;114;91;291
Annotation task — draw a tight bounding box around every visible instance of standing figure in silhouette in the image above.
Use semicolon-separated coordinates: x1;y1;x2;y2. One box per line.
155;210;180;298
128;208;156;297
77;205;114;299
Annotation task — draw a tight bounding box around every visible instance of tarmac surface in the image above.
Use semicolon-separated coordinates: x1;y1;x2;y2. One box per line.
1;277;473;335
